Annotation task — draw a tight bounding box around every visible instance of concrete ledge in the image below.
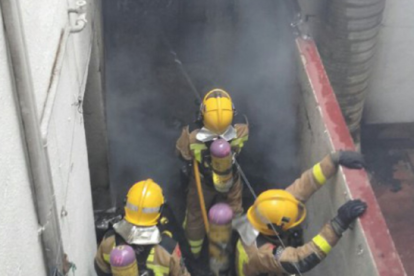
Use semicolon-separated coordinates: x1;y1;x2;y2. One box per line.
296;37;406;276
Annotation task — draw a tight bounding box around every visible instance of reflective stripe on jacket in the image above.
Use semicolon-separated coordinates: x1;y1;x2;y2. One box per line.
176;123;249;165
235;154;341;276
235;223;340;276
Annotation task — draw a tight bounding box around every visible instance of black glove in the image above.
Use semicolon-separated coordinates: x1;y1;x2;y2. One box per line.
331;199;367;235
330;151;366;169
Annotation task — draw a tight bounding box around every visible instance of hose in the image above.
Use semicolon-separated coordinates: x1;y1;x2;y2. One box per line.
193;159;210;233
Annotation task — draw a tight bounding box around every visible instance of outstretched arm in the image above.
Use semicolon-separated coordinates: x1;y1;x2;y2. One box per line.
286;151;365;203
277;200;367;274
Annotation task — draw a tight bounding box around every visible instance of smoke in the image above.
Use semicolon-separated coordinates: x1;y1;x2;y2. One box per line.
227;0;300;191
177;0;300;195
103;0;299;214
103;0;194;215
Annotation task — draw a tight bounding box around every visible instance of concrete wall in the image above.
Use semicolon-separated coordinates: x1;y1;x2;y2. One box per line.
365;0;414;124
41;0;98;273
296;37;406;275
0;0;99;275
297;40;376;276
0;8;47;276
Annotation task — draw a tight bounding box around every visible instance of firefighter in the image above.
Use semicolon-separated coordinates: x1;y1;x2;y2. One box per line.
94;179;190;276
176;88;249;258
233;151;367;276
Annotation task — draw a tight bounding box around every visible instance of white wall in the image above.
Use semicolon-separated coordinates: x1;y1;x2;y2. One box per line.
42;0;98;274
46;37;96;276
19;0;68;119
0;0;99;275
365;0;414;124
0;8;48;276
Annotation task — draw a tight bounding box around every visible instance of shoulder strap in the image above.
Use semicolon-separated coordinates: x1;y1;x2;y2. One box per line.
159;235;178;254
189;121;202;132
112;232;153;270
233;114;246;125
103;229;116;240
116;234;125;247
256;234;272;248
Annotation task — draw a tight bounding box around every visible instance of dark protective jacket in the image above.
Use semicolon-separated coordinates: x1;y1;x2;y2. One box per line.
235;155;342;276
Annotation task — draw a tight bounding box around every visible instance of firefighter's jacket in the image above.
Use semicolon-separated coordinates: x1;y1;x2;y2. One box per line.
176;121;248;256
176;121;249;180
234;155;342;276
95;230;190;276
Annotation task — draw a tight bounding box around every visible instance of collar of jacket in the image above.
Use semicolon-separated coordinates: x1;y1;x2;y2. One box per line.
113;219;161;245
196;126;237;142
232;215;259;246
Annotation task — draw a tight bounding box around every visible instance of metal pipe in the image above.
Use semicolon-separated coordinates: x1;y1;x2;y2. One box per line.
0;0;65;274
68;0;88;33
41;0;93;139
70;13;87;33
40;26;71;140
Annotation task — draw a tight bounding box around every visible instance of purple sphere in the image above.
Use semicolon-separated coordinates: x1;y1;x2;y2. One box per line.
210;139;231;157
110;245;136;267
209;203;234;225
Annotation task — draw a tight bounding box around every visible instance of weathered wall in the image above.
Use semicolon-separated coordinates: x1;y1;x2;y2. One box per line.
42;0;98;273
365;0;414;124
45;38;96;276
19;0;68;119
83;0;110;210
0;0;99;275
298;59;376;275
0;8;48;276
296;37;406;275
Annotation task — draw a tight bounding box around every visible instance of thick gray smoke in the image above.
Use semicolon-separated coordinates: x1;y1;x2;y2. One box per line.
228;1;300;190
103;0;194;214
177;0;300;196
103;0;299;212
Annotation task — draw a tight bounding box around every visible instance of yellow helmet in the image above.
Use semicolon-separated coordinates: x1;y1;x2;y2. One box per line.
201;89;234;134
247;190;306;235
124;179;165;226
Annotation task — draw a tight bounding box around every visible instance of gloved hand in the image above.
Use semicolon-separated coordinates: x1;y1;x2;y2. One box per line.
330;151;366;169
331;199;367;235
